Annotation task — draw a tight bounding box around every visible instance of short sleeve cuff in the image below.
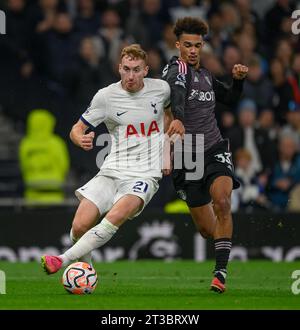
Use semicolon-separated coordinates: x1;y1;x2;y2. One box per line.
80;116;95;129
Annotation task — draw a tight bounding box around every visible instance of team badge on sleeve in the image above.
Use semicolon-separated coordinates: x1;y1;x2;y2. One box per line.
175;73;186;87
176;73;186;83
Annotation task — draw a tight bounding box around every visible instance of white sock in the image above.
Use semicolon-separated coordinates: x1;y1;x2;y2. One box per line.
60;218;118;266
70;229;93;266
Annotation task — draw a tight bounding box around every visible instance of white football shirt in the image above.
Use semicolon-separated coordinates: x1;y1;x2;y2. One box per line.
81;78;171;179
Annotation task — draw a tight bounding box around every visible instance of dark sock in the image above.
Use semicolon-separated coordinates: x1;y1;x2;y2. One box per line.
214;238;232;284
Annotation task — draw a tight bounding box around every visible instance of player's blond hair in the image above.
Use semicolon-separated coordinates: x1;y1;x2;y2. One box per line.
120;44;148;64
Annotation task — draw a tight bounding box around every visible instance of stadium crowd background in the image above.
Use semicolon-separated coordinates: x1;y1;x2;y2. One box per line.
0;0;300;213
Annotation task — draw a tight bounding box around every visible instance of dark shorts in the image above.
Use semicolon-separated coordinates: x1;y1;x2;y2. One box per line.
172;139;240;208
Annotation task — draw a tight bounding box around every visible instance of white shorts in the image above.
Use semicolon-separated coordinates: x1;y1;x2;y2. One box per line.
75;174;159;219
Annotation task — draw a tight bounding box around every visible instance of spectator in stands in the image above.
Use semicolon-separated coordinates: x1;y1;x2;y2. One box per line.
243;55;274;110
95;9;133;67
168;0;207;23
219;111;236;137
270;57;295;124
206;11;228;57
4;0;31;59
234;148;270;211
126;0;164;49
275;38;293;73
202;53;225;79
234;0;262;37
268;132;300;210
258;108;279;142
66;36;115;114
158;23;179;65
32;0;59;34
147;48;164;79
223;45;242;77
219;2;241;36
4;58;58;126
264;0;296;50
234;30;257;66
288;53;300;104
73;0;100;37
226;98;277;175
19;109;70;203
281;102;300;150
35;11;78;90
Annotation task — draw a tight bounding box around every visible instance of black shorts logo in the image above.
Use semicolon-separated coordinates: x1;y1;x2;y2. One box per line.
177;189;187;201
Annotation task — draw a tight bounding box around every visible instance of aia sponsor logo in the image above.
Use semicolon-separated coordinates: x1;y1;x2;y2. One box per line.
126;120;160;137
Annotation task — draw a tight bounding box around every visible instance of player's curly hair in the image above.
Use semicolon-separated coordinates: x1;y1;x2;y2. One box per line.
121;44;148;63
174;17;209;39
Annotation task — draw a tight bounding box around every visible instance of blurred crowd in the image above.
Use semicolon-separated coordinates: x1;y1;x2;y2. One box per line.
0;0;300;212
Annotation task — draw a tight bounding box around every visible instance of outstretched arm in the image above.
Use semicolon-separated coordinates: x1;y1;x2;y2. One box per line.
70;119;95;151
213;64;248;106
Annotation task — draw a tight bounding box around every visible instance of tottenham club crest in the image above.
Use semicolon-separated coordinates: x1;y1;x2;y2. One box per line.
151;102;158;114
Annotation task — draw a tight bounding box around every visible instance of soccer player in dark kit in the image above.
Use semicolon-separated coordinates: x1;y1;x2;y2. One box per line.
163;17;248;293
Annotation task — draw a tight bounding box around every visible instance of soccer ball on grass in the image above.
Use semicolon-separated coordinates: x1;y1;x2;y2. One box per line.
61;262;98;294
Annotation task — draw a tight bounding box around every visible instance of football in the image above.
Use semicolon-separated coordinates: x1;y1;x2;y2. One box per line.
62;262;98;295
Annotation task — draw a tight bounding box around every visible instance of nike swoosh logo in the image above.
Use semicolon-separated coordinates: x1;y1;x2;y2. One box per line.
94;231;104;239
116;111;128;117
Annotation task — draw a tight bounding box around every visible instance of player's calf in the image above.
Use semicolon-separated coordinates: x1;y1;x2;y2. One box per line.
70;229;93;266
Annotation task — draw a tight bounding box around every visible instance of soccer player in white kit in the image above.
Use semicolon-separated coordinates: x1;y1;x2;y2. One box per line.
41;44;185;274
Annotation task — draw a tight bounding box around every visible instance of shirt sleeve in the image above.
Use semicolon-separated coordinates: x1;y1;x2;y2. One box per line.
212;76;244;107
80;88;108;128
162;62;188;122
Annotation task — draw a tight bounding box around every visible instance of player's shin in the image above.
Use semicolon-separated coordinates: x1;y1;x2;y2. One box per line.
213;237;232;283
60;218;118;266
70;229;93;266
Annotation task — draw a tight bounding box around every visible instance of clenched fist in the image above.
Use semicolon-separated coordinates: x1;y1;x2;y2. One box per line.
80;131;95;151
232;64;248;80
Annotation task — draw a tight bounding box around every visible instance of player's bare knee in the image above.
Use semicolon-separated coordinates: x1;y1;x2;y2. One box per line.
72;221;90;239
213;196;231;217
106;208;127;223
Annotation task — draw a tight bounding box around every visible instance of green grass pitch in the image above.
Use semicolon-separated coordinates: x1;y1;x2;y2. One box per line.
0;260;299;310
